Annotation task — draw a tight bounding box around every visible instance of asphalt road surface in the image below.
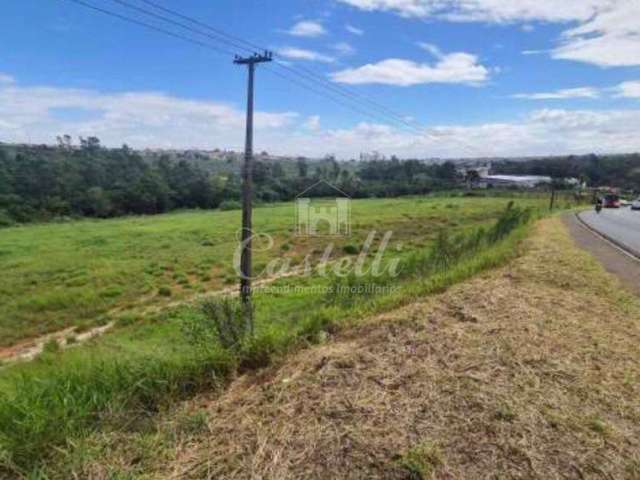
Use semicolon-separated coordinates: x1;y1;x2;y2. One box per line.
578;207;640;258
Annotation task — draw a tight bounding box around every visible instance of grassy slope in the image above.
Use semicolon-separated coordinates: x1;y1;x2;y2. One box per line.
118;216;640;479
0;196;548;347
0;197;544;477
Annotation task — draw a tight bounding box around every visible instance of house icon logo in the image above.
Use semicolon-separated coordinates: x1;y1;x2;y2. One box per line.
295;180;351;237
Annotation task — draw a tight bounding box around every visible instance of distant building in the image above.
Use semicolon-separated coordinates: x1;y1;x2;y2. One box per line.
481;175;552;188
457;164;491;179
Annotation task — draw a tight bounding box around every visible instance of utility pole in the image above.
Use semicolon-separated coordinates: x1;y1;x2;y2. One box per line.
234;51;272;331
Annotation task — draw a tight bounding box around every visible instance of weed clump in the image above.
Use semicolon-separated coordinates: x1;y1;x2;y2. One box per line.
183;298;251;354
399;442;444;479
158;286;172;297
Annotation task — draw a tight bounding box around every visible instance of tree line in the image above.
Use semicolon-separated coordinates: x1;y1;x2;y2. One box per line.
0;139;461;225
492;153;640;190
2;139;638;226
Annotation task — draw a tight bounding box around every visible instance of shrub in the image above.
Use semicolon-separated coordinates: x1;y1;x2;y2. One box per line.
328;202;534;307
218;200;241;211
0;210;14;228
182;298;251;353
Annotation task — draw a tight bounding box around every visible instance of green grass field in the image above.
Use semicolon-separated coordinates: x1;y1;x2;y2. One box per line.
0;194;551;347
0;193;565;476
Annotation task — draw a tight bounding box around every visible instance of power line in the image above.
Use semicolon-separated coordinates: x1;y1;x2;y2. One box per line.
139;0;260;53
108;0;252;55
61;0;489;156
63;0;234;57
117;0;490;155
63;0;421;135
106;0;426;133
137;0;423;129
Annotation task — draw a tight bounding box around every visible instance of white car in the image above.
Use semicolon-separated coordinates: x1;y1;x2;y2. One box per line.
632;198;640;211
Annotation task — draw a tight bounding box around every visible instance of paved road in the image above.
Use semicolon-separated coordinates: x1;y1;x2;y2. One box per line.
565;214;640;297
578;207;640;258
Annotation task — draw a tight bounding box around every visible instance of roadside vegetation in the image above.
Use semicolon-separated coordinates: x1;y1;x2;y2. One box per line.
0;196;548;477
118;216;640;479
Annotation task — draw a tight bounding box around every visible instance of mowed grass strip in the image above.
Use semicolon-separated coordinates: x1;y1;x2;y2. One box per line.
0;195;549;347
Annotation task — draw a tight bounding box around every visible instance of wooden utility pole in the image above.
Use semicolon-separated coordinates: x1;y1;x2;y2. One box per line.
549;180;557;211
234;51;272;330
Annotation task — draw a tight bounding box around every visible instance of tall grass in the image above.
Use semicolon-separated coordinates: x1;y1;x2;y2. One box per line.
0;202;541;476
328;202;533;306
0;195;549;347
0;347;235;476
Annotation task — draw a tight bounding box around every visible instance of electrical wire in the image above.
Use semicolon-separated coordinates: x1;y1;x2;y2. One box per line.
61;0;488;156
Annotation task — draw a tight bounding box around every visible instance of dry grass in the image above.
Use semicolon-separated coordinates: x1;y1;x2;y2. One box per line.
131;217;640;479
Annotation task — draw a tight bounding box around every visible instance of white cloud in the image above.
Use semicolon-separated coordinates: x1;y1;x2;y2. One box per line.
552;1;640;67
346;24;364;35
287;20;327;37
513;81;640;100
0;80;297;150
304;115;321;131
614;81;640;98
336;0;603;22
2;76;640;159
512;87;601;100
336;0;640;67
332;42;356;56
308;108;640;158
0;73;15;84
330;51;490;86
277;47;336;63
416;42;444;58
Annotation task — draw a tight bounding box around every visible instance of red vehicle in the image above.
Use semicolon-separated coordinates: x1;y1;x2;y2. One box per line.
602;194;621;208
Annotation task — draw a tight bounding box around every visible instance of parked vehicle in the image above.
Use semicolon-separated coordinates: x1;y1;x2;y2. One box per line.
631;198;640;211
602;194;621;208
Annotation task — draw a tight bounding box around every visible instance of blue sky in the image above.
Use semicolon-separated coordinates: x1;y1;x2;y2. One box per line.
1;0;640;158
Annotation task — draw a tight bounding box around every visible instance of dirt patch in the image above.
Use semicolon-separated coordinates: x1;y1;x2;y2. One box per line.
164;218;640;479
0;322;114;364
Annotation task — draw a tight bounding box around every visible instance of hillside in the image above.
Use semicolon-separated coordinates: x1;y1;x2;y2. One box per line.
106;217;640;479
